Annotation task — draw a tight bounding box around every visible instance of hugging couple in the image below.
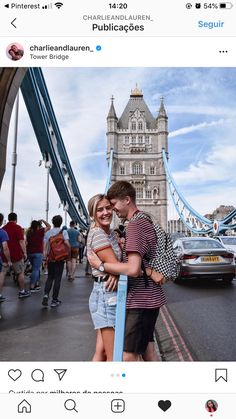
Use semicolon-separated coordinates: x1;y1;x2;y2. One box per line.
87;180;167;362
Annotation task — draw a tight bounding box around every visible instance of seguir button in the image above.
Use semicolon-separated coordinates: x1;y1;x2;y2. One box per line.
198;20;225;29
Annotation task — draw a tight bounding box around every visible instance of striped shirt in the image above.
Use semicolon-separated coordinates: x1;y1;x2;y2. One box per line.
123;211;167;309
87;226;122;278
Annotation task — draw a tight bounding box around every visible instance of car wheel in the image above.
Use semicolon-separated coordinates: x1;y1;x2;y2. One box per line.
222;276;234;284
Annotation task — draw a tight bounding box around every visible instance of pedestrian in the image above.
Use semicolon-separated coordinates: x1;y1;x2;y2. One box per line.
87;194;122;361
66;221;81;281
0;213;12;302
78;230;85;263
42;215;70;308
2;212;31;299
26;219;51;291
88;181;167;361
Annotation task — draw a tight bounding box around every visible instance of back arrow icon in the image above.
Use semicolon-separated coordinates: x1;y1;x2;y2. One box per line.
11;18;17;28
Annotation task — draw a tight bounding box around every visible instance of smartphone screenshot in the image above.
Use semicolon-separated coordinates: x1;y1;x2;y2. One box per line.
0;0;235;417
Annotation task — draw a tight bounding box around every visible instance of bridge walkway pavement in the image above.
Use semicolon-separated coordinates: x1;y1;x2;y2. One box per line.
0;262;95;361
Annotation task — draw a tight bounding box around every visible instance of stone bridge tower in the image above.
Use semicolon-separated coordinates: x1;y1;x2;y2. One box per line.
106;87;168;230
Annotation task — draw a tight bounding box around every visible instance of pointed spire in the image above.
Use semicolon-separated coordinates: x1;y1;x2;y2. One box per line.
157;96;167;118
107;95;118;119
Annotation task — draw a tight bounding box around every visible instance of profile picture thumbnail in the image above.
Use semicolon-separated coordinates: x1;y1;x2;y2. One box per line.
6;42;24;61
205;399;218;413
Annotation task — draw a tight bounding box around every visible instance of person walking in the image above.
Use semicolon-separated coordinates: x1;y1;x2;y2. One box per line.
88;181;167;361
66;221;81;281
42;215;70;308
2;212;30;299
0;213;12;302
26;219;51;291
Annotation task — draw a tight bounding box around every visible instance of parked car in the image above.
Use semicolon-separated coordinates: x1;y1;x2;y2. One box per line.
173;237;235;284
214;236;236;261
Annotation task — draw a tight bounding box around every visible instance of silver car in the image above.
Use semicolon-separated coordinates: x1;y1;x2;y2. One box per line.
215;236;236;261
173;237;235;284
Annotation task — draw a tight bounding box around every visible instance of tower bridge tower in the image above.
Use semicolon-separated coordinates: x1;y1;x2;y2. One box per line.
106;87;168;229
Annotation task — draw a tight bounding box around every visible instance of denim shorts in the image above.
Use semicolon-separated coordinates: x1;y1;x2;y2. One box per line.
89;281;117;330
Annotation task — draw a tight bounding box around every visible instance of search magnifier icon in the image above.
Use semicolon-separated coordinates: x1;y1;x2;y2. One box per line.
64;399;78;413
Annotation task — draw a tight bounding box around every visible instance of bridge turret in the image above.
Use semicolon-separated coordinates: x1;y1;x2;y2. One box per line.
156;96;168;154
106;95;118;172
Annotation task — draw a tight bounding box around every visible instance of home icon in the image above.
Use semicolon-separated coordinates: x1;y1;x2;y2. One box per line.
18;399;31;413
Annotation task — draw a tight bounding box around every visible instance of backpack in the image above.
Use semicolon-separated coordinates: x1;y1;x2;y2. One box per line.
48;231;70;262
131;212;178;281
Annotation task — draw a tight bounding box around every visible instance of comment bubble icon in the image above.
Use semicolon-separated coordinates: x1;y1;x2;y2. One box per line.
31;369;44;382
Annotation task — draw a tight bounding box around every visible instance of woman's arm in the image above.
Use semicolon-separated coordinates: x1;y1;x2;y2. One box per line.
40;219;51;233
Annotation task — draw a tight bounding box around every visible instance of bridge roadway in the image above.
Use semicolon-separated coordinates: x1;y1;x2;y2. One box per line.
0;261;183;362
2;261;234;362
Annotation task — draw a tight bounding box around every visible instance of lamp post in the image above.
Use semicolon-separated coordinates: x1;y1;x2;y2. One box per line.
45;160;52;222
10;93;20;212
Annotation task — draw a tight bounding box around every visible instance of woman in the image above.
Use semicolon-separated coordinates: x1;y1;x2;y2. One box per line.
206;400;218;413
87;194;122;361
26;219;51;291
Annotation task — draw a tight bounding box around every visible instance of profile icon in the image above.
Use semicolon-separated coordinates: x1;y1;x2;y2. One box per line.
205;399;218;414
6;43;24;61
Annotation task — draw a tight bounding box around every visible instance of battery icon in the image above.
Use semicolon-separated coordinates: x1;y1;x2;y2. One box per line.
219;2;233;8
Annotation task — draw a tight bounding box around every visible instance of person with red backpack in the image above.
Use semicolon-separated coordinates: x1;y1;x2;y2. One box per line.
42;215;70;308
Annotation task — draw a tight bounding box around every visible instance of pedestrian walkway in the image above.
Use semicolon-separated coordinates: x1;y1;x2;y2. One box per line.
0;263;191;362
0;263;95;361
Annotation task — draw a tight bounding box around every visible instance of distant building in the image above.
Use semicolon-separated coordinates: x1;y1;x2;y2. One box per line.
168;218;189;235
106;87;168;229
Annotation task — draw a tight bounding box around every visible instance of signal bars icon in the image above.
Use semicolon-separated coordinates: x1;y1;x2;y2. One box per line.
42;3;53;9
55;2;63;8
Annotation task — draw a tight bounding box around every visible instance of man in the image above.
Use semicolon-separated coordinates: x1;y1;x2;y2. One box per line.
89;181;167;361
42;215;70;308
0;213;12;302
2;213;30;299
66;221;80;281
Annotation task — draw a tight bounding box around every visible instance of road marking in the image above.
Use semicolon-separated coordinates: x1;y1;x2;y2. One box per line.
156;306;194;361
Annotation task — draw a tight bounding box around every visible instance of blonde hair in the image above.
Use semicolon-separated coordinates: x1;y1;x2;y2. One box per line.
87;194;107;221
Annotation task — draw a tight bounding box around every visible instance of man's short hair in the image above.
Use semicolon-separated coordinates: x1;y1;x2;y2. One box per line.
107;181;136;203
0;213;4;225
8;212;17;222
70;221;75;227
52;215;63;227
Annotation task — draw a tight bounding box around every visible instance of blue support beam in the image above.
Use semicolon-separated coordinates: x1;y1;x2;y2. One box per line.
162;149;236;234
105;148;127;362
21;68;88;229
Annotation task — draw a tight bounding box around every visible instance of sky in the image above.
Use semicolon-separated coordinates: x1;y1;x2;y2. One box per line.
1;67;236;227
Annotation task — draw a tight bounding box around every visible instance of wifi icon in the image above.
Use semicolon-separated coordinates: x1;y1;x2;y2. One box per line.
55;2;63;8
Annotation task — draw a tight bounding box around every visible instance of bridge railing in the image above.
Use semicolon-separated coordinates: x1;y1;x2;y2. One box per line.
105;148;127;362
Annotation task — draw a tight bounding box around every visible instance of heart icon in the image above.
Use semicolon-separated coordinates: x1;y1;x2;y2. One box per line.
158;400;172;412
8;369;22;381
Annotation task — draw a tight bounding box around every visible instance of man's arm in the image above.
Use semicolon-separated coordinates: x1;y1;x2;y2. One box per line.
2;241;11;265
88;251;142;277
64;239;71;249
19;239;27;259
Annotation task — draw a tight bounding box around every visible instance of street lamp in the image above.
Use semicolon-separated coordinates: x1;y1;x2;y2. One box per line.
45;160;52;222
10;93;20;212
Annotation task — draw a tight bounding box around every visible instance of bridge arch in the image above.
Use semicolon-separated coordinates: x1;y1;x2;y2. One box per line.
0;67;27;188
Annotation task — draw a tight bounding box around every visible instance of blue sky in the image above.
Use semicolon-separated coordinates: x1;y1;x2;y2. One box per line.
1;67;236;227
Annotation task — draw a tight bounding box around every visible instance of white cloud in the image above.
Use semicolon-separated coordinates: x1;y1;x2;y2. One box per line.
169;118;229;138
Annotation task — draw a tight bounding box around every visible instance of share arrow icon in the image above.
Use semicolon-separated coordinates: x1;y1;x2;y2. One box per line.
54;369;67;381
